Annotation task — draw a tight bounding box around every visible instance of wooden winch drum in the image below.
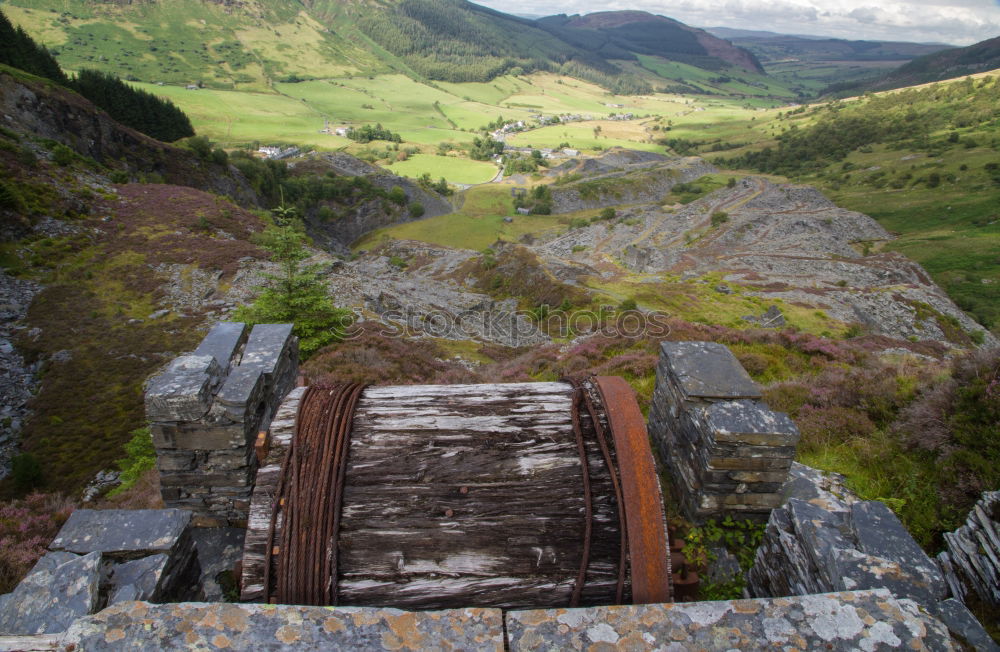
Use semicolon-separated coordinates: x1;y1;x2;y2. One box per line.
241;377;671;610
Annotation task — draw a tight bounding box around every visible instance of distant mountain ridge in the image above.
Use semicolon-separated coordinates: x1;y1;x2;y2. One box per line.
540;11;763;73
0;0;763;92
867;35;1000;91
708;29;951;64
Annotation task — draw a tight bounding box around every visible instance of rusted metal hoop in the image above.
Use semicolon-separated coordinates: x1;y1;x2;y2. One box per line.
594;376;672;604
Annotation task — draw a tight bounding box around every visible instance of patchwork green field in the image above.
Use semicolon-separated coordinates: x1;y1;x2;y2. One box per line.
382;154;497;185
356;186;560;250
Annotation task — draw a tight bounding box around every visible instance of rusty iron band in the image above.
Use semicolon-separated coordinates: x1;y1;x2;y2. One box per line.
593;376;672;604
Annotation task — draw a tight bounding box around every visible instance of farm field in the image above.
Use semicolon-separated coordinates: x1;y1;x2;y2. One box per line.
355;185;566;250
382;154;498;185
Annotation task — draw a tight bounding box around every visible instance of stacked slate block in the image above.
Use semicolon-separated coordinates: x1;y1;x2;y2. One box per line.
647;341;799;522
145;322;298;527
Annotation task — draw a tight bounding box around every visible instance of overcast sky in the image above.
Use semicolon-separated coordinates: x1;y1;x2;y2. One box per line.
472;0;1000;46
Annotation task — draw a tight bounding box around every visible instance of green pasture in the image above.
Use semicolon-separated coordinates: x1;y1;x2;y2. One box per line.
506;123;662;153
354;185;568;250
380;154;498;185
131;82;346;148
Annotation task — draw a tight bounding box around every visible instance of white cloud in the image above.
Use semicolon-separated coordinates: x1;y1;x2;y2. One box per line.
475;0;1000;45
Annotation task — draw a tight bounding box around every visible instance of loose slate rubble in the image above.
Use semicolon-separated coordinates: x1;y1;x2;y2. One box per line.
506;589;954;651
938;491;1000;607
51;508;191;557
50;509;200;603
0;508;203;636
146;322;298;527
60;602;506;651
749;465;997;649
647;341;799;521
0;551;100;635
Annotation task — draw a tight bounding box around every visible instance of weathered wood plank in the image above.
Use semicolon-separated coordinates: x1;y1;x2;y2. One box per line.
241;382;630;608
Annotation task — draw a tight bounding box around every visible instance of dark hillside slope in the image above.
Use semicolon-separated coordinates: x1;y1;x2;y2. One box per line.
715;31;949;64
540;11;763;73
0;65;255;205
354;0;611;81
867;35;1000;91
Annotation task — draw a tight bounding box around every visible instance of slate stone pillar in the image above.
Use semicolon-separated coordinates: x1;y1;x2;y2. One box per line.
145;323;298;527
647;341;799;523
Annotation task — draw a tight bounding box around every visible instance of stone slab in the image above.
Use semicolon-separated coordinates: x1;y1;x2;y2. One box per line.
108;555;170;605
832;548;942;605
851;501;947;600
215;366;263;416
782;462;858;513
144;355;222;422
240;324;294;377
930;598;1000;652
701;399;799;446
190;528;245;602
61;601;505;651
506;589;954;651
152;423;249;451
191;322;246;370
50;509;191;558
0;551;100;635
659;341;761;400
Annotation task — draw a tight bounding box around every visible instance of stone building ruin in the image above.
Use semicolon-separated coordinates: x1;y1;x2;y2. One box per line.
0;323;995;650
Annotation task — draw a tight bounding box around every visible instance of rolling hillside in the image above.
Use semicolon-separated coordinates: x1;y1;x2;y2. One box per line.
868;35;1000;91
0;0;760;93
538;11;763;73
706;28;953;95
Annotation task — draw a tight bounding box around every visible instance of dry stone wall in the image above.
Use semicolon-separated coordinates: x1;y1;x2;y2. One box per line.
938;491;1000;607
145;322;298;527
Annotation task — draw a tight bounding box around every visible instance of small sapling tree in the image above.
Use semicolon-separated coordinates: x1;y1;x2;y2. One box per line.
235;208;353;357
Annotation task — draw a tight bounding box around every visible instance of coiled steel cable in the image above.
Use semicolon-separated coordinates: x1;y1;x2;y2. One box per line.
263;383;367;605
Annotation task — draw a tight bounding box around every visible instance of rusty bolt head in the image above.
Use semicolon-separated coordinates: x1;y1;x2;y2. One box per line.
444;509;454;517
459;486;469;494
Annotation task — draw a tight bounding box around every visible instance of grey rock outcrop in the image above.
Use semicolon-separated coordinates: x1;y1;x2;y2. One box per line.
324;243;549;347
530;171;994;348
0;271;42;478
749;466;998;650
548;153;715;213
302;152;453;253
748;494;946;603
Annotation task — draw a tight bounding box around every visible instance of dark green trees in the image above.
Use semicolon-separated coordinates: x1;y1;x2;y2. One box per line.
0;9;194;143
72;69;194;142
0;10;67;85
